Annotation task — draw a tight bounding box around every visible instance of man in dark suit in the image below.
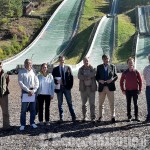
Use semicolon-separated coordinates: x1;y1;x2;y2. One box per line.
52;56;76;123
96;54;118;123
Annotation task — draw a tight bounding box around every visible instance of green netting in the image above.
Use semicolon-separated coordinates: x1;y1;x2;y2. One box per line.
3;0;81;71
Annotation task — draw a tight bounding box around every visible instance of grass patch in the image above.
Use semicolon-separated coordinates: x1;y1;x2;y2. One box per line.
113;14;135;64
65;0;110;64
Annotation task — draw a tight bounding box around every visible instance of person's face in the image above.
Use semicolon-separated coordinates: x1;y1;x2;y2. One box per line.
128;59;134;69
103;57;109;65
83;58;89;66
59;57;65;65
25;60;32;71
41;64;48;73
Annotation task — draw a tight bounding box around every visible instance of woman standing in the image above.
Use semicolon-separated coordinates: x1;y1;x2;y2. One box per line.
37;63;55;125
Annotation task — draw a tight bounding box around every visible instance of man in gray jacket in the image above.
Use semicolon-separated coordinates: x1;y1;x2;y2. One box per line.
18;59;39;131
0;62;10;130
78;57;97;122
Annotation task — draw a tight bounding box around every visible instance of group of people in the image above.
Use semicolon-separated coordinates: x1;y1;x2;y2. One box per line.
0;54;150;131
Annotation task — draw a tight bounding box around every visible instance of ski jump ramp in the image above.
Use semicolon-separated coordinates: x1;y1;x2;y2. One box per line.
3;0;83;71
135;6;150;72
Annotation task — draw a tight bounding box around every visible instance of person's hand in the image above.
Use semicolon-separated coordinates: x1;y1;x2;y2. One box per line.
57;80;61;84
106;79;113;84
122;91;126;95
99;80;105;84
28;90;34;96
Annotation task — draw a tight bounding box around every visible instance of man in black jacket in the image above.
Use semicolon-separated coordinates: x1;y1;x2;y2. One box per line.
96;54;118;123
52;56;76;123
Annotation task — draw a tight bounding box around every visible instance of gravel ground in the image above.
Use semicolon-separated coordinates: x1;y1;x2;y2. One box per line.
0;74;150;150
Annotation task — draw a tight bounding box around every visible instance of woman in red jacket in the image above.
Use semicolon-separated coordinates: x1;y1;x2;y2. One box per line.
120;57;142;122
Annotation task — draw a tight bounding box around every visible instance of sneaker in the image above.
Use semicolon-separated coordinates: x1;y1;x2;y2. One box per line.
19;126;25;131
97;117;102;123
2;126;13;131
46;122;50;125
134;117;140;122
127;118;132;122
72;117;77;123
91;119;96;123
39;122;44;125
58;119;63;124
144;118;150;123
31;124;38;129
111;117;116;123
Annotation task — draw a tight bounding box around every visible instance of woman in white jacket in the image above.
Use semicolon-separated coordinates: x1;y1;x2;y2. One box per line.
37;63;54;125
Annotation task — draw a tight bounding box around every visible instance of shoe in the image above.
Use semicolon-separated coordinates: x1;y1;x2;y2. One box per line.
91;119;96;123
46;122;50;125
19;126;25;131
82;118;86;123
31;124;38;129
39;122;44;125
58;119;63;124
134;117;140;122
72;118;77;123
2;126;13;131
111;117;116;123
127;118;132;122
144;118;150;123
97;117;102;123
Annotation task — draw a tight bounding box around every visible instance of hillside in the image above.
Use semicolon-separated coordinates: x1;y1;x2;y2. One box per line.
1;0;150;64
0;0;61;60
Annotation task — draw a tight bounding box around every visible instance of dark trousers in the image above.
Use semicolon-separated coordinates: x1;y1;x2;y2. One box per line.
37;94;51;122
56;87;76;120
146;86;150;119
126;90;138;119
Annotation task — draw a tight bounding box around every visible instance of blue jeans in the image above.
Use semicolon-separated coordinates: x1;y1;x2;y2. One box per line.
20;102;36;126
146;86;150;119
57;87;76;120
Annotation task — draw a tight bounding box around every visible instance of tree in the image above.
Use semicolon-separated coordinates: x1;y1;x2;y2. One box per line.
0;0;22;19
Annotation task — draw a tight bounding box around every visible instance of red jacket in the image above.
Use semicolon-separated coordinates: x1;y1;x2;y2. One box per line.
120;69;142;91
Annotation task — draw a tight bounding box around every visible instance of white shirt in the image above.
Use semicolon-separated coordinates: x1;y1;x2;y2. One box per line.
104;64;108;71
143;65;150;86
39;76;51;95
18;68;39;93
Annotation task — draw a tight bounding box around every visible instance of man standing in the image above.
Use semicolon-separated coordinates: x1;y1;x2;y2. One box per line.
18;59;39;131
52;56;76;123
78;57;97;122
120;57;142;122
143;54;150;122
96;54;118;123
0;62;10;130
